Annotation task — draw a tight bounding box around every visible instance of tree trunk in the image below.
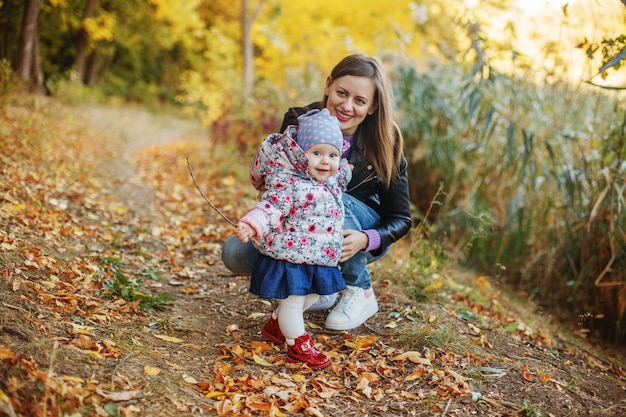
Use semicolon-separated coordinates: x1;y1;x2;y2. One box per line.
75;0;97;83
84;44;101;87
15;0;43;92
241;0;264;93
0;1;22;61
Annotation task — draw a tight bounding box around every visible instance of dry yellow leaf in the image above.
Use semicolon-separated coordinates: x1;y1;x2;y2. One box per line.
70;323;95;336
252;354;273;367
392;351;432;365
92;314;109;324
61;376;85;383
4;203;25;213
292;374;306;382
153;334;183;343
206;391;227;399
144;366;161;376
40;281;56;289
182;374;198;384
344;335;379;349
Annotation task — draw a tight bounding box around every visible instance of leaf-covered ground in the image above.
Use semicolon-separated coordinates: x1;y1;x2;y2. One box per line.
1;95;625;417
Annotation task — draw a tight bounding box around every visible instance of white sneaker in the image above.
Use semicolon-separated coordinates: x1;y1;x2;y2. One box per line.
325;286;379;330
308;293;338;311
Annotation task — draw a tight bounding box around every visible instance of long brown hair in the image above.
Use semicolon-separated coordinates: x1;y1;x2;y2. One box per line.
322;54;403;188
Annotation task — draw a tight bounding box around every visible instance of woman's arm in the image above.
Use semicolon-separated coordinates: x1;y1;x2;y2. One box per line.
372;155;412;255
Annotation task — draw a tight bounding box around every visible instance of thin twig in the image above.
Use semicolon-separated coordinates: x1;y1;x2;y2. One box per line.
186;157;236;227
43;341;59;417
111;352;139;391
441;398;452;416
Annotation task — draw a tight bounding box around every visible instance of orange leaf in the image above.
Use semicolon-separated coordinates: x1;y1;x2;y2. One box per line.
392;351;432;365
536;368;551;383
521;364;532;381
0;346;16;361
344;335;379;349
245;394;271;411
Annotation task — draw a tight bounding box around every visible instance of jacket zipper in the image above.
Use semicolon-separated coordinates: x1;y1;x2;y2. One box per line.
347;171;376;193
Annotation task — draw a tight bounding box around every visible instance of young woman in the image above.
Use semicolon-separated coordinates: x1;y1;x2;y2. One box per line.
223;53;412;331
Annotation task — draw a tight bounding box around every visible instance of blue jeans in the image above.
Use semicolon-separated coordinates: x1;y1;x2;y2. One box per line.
221;193;388;289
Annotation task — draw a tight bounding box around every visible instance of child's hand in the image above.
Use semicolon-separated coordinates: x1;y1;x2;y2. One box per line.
257;185;267;201
235;222;255;243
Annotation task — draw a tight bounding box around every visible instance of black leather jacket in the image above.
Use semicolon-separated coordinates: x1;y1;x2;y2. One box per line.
280;103;412;256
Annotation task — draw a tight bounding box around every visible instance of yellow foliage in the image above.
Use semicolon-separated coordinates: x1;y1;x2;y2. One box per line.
177;0;465;125
83;12;116;43
249;0;461;89
150;0;205;46
49;0;69;7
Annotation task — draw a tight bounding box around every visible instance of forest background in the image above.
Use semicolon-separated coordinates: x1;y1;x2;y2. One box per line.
1;0;626;350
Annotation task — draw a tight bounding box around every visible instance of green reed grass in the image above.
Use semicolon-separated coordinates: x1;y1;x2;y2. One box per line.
393;39;626;343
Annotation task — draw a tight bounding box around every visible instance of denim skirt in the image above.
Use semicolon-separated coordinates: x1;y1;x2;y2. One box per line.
249;254;346;299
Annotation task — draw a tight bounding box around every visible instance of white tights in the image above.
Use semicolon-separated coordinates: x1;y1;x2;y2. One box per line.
275;294;320;345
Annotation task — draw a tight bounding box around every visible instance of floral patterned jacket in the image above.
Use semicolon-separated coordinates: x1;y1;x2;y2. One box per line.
241;126;351;266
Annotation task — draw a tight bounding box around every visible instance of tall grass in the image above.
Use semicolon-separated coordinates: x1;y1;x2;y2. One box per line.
394;42;626;343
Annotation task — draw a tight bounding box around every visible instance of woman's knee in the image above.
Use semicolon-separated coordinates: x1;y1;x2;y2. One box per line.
221;236;256;275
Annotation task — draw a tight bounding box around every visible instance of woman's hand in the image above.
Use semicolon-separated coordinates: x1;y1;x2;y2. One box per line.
235;222;255;243
340;229;368;262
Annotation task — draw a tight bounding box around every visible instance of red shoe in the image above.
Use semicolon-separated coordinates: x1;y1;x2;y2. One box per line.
286;333;330;370
261;317;285;344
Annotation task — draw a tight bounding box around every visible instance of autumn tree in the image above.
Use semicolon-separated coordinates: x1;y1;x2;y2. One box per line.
242;0;265;93
15;0;44;92
74;0;97;85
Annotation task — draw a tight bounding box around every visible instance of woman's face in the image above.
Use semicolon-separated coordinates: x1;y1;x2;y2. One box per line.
325;75;378;136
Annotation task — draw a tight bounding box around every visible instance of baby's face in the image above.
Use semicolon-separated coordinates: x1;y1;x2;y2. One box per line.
305;143;340;182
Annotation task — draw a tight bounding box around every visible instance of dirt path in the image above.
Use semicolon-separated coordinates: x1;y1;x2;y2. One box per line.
1;101;626;417
83;105;209;212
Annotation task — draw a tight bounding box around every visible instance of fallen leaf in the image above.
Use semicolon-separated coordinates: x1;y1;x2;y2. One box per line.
344;335;379;349
521;364;532;381
153;334;184;343
468;323;482;334
96;389;141;401
0;346;16;361
144;366;161;376
182;374;198;384
70;323;95;336
405;368;426;381
61;376;85;383
536;368;551;383
252;354;274;367
305;407;324;417
225;324;239;333
392;351;432;365
292;374;306;382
